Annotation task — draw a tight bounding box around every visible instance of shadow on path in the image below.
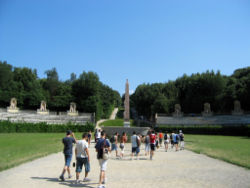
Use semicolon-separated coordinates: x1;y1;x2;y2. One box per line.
31;177;97;188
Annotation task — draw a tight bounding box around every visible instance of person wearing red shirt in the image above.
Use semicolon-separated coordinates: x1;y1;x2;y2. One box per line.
149;130;156;160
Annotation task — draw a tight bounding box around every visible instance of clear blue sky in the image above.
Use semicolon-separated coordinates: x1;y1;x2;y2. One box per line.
0;0;250;95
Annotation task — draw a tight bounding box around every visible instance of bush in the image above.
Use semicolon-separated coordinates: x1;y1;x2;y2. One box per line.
154;125;250;137
0;121;95;133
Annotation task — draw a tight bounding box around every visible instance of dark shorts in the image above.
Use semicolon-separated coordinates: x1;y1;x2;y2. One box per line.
64;154;72;167
150;144;155;151
174;141;178;145
159;138;163;144
132;147;140;154
76;157;90;173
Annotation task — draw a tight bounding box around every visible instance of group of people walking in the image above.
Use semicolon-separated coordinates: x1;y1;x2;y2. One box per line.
59;129;184;188
59;129;110;188
110;129;185;157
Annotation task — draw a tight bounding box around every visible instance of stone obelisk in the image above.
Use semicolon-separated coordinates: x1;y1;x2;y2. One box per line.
124;79;130;127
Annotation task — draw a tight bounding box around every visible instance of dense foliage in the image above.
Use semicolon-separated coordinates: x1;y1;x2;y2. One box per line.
131;68;250;119
0;121;94;133
0;61;121;120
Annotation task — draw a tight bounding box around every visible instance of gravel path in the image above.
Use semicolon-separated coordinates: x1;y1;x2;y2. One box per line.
0;143;250;188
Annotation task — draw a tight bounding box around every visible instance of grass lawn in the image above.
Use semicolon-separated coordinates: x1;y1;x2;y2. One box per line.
100;119;134;127
0;133;83;172
185;135;250;169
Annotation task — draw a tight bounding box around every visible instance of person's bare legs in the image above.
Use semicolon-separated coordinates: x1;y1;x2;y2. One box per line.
61;167;66;175
175;144;179;151
67;167;71;177
99;171;105;185
84;171;88;178
76;172;80;181
150;150;154;160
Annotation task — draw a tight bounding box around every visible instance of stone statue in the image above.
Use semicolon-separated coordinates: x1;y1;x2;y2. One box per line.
232;100;243;115
124;79;130;127
40;100;47;111
7;98;19;113
173;104;183;117
202;102;212;116
69;102;76;113
37;100;49;114
68;102;78;116
10;98;17;109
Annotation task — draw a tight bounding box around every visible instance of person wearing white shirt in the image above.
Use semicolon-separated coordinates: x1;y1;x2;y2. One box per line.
75;133;90;184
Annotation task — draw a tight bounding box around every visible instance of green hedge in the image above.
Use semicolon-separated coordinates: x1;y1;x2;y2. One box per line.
0;121;95;133
154;125;250;137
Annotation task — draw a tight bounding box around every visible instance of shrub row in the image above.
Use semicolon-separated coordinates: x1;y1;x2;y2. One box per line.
154;125;250;137
0;121;95;133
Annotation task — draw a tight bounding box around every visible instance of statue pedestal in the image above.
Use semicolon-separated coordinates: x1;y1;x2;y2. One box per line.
7;107;19;113
67;111;79;116
37;110;49;115
124;121;130;127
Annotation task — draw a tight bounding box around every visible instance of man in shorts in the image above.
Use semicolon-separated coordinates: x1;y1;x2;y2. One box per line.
145;131;150;156
131;131;140;160
59;130;77;181
95;131;111;188
173;131;179;151
164;131;170;152
111;132;119;157
119;132;127;158
75;133;91;184
179;130;185;150
149;130;156;160
158;131;163;147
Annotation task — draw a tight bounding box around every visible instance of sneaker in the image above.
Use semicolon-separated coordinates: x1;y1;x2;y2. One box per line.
97;185;104;188
75;179;80;184
59;175;65;181
83;177;91;182
68;175;72;179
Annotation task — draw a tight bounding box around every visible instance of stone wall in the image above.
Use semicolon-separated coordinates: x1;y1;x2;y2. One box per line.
156;115;250;126
0;111;94;125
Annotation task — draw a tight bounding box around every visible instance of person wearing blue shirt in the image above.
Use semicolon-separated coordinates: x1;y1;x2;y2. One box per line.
173;131;179;151
95;130;111;188
59;130;77;181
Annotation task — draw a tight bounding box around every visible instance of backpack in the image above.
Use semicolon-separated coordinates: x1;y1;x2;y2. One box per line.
176;134;179;141
97;139;109;160
110;136;115;143
164;134;168;140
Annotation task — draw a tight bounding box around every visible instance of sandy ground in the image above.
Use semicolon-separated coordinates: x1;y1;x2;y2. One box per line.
0;143;250;188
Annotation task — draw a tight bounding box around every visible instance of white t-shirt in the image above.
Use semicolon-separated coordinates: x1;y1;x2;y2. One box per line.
76;140;88;158
131;135;140;148
97;132;101;139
